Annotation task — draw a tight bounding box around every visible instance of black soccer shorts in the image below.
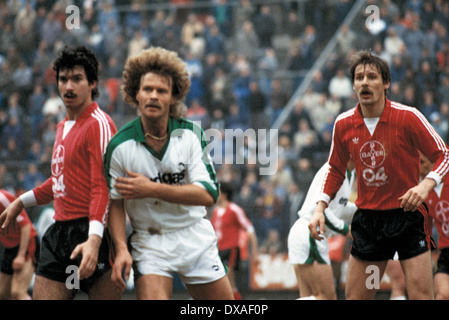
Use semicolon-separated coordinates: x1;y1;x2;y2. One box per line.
35;217;112;293
350;206;434;261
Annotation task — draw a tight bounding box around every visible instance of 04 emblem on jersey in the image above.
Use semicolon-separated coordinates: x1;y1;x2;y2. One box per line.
359;140;388;187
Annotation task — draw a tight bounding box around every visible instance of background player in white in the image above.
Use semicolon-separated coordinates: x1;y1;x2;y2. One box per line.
309;50;449;300
104;47;234;300
288;161;356;299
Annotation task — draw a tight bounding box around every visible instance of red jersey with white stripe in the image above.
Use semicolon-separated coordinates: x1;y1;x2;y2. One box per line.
322;99;449;210
426;180;449;249
0;189;37;248
32;102;117;224
211;202;254;250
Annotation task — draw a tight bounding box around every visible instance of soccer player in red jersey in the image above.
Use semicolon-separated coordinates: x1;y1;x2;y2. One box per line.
0;46;118;300
420;153;449;300
0;189;39;300
210;182;258;299
309;50;449;300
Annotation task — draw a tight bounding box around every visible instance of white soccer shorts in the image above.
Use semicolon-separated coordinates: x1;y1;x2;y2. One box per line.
129;219;227;285
288;217;331;265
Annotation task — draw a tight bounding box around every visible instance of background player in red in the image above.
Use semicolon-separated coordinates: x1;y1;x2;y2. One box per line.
309;50;449;300
420;152;449;300
210;182;258;300
0;189;39;300
0;46;118;300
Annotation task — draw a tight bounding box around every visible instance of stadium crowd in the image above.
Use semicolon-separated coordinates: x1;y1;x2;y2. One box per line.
0;0;448;272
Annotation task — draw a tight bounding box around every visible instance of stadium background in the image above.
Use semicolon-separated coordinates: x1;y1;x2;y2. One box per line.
0;0;447;299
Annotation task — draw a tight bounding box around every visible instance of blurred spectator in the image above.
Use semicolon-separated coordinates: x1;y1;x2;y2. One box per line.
128;28;149;58
289;99;315;132
420;91;439;120
23;162;46;190
98;0;120;34
233;0;255;30
300;25;318;67
233;20;259;65
205;23;226;56
293;118;318;157
40;10;62;48
259;229;283;254
437;74;449;105
25;140;45;163
6;92;24;121
284;11;303;40
268;78;290;126
186;98;209;128
292;158;316;193
181;13;204;50
337;24;356;57
328;68;353;105
185;51;204;106
415;59;438;94
429;103;449;142
28;83;47;136
1;115;23;149
209;67;232;112
42;89;64;122
247;80;268;131
149;9;167;47
253;5;276;49
211;0;233;37
257;48;279;98
2;137;24;162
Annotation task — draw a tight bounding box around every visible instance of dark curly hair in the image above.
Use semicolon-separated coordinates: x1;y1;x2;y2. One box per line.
53;46;100;100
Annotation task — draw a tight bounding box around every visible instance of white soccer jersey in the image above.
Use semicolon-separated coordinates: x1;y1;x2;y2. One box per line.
298;162;356;235
104;116;219;234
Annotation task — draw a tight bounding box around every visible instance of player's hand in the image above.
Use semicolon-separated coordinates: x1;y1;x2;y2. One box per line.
12;255;25;271
308;201;327;241
0;198;24;231
111;250;133;292
114;170;152;199
399;178;434;212
70;234;102;280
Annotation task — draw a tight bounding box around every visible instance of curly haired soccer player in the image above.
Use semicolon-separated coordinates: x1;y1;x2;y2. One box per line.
104;47;234;300
309;50;449;300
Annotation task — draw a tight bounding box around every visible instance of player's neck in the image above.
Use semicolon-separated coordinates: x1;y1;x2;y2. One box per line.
66;102;92;120
359;98;385;118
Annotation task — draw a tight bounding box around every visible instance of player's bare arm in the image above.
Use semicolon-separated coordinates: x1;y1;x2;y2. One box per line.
308;201;328;240
115;170;215;206
108;199;132;292
399;177;436;212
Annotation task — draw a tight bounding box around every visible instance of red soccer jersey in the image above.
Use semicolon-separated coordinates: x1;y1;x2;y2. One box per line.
426;180;449;249
32;102;117;224
322;99;449;210
211;202;254;251
0;189;37;248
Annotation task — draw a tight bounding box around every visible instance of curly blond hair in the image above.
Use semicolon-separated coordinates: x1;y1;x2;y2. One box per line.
121;47;190;118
